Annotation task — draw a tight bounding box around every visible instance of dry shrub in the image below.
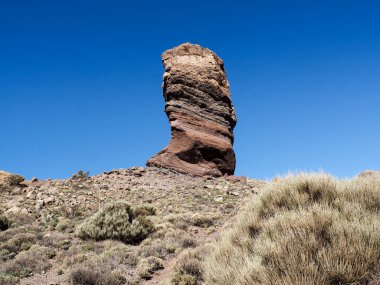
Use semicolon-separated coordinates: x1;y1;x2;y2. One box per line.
70;266;125;285
138;239;174;259
1;232;37;254
164;228;198;250
4;245;55;277
172;246;210;285
205;173;380;285
0;273;19;285
76;201;155;244
137;256;164;279
189;213;217;228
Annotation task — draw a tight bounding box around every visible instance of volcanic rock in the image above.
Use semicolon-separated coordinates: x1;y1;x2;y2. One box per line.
147;43;237;177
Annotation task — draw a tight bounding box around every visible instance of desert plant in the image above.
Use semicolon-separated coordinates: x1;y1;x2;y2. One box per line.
189;213;214;228
205;173;380;285
137;256;164;279
4;245;55;277
1;232;37;254
70;170;90;181
70;266;125;285
76;201;155;244
0;273;19;285
171;246;209;285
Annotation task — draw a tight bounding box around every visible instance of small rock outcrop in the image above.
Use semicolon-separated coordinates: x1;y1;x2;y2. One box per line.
147;43;237;177
358;170;380;178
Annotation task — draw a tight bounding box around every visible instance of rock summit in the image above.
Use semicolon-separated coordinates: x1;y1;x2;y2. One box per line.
147;43;237;177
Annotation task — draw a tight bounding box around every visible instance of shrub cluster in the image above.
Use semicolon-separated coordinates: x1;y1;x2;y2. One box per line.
70;170;90;181
70;266;125;285
137;256;164;279
205;173;380;285
172;246;210;285
76;202;155;244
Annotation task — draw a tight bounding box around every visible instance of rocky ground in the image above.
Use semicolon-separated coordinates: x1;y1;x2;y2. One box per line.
0;167;265;285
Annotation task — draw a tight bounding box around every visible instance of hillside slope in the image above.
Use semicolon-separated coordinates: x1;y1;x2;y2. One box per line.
0;167;264;285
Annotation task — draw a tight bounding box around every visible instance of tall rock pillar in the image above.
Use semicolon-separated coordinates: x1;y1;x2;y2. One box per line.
147;43;237;177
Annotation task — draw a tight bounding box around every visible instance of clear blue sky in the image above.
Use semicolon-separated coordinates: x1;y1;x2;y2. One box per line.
1;0;379;180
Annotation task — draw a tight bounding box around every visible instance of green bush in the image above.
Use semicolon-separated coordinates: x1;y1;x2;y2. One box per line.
205;173;380;285
76;201;155;244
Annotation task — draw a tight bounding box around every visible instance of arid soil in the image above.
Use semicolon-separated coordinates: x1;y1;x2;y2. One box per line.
0;167;265;285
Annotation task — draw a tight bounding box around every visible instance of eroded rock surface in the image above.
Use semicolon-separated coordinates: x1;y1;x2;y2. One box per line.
147;43;237;177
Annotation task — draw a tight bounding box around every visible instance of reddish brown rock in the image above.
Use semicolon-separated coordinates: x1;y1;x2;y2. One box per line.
147;43;236;177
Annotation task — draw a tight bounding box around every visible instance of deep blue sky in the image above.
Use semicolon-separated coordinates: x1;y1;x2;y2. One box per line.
1;0;379;180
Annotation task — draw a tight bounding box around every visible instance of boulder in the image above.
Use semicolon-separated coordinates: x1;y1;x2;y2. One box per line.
147;43;237;177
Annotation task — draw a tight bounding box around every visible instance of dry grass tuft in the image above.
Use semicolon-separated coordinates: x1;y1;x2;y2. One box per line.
205;173;380;285
70;266;126;285
3;245;55;277
172;245;210;285
137;256;164;279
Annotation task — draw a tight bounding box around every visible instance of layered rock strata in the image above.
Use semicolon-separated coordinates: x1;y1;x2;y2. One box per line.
147;43;237;177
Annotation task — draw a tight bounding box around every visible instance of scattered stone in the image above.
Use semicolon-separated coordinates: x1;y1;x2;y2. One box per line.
44;196;55;205
6;206;28;215
147;43;237;177
214;196;224;202
11;187;22;195
226;175;247;184
26;189;36;198
36;199;44;211
32;177;39;182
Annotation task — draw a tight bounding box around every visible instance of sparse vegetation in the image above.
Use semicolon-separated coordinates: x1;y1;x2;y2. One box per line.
70;170;90;181
0;167;264;284
189;213;215;228
172;246;209;285
0;273;19;285
205;173;380;285
4;245;55;277
76;201;155;243
137;256;164;279
70;266;126;285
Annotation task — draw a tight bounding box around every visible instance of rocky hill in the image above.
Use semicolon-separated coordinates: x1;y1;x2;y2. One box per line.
0;167;264;285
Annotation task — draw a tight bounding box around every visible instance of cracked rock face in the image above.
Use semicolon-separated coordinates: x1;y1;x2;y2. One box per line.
147;43;237;177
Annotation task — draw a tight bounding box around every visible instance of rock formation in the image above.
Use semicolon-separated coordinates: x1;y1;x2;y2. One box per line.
358;170;380;178
147;43;237;177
